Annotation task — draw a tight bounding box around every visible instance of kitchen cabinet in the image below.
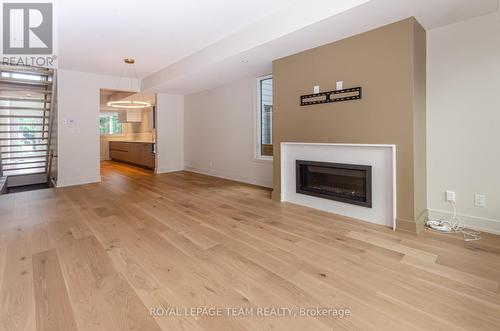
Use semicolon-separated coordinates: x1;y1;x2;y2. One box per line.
109;141;155;169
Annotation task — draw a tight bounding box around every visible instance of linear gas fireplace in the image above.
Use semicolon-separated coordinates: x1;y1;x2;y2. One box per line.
296;160;372;208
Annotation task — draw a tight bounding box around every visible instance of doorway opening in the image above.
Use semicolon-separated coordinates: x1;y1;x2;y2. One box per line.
99;89;157;176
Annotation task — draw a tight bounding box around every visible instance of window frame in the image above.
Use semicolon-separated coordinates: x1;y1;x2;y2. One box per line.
254;74;273;162
99;112;124;136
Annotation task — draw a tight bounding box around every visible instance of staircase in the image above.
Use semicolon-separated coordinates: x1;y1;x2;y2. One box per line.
0;63;56;188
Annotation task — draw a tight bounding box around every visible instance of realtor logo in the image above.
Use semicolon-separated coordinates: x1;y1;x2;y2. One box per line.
2;3;53;54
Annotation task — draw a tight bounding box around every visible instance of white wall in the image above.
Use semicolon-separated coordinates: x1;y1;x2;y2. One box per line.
427;13;500;234
156;93;185;173
184;77;273;187
57;69;139;187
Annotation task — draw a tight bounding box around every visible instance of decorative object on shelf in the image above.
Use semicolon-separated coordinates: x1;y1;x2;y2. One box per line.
107;58;152;109
300;87;362;106
336;81;343;90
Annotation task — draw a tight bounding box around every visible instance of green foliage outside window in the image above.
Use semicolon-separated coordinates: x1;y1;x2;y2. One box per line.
100;113;122;135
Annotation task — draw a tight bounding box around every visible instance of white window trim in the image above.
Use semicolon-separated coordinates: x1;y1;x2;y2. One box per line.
254;73;273;162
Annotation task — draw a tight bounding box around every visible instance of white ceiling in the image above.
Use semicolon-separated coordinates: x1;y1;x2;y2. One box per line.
57;0;296;77
57;0;499;95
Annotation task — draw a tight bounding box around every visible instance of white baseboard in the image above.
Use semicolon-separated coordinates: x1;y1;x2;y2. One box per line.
184;165;273;188
428;208;500;235
57;176;102;188
156;167;184;174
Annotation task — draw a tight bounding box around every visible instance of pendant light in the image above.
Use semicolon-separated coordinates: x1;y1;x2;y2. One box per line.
107;58;151;109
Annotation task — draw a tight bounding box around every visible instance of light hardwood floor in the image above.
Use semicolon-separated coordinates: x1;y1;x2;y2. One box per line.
1;161;499;330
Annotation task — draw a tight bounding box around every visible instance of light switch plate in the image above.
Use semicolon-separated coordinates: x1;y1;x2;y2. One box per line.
474;194;486;207
446;190;456;202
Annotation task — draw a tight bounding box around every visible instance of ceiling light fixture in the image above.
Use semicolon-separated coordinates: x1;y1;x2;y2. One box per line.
107;58;151;109
106;100;151;108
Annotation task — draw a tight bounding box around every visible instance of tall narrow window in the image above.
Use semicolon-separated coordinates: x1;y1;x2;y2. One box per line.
257;75;273;158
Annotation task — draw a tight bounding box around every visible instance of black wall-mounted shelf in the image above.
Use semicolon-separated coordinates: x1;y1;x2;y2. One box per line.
300;87;362;106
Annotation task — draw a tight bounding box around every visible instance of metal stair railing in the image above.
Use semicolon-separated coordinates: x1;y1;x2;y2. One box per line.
45;71;56;182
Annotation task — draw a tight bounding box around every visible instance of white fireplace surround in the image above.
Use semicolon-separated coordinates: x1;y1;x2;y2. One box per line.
280;143;396;229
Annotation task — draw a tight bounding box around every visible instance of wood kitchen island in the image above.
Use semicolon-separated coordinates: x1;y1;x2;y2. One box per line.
109;141;155;170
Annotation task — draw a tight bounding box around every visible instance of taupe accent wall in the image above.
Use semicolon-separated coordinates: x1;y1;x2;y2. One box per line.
272;18;427;233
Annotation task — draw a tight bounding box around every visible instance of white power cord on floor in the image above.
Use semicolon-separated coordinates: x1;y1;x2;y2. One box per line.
426;201;482;242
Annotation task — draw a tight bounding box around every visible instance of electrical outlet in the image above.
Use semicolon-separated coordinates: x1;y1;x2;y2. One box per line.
446;190;456;202
313;85;320;94
474;194;486;207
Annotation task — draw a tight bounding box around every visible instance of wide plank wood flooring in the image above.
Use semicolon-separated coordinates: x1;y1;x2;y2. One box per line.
0;161;499;330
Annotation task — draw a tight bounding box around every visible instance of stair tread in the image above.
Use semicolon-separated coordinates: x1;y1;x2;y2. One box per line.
0;106;50;111
0;115;49;119
0;138;49;141
0;96;52;103
0;131;48;134
3;164;46;170
2;159;46;165
1;149;47;154
0;87;52;94
3;168;46;176
0;143;48;148
0;77;51;86
1;154;46;159
0;123;47;126
0;65;53;75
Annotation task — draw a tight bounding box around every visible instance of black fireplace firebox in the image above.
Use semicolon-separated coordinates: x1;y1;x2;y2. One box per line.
296;160;372;208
